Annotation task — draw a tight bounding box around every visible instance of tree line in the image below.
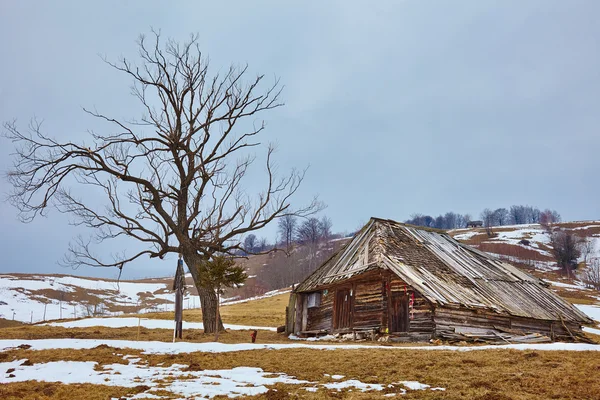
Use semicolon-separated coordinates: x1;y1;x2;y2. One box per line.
406;205;561;230
242;215;335;255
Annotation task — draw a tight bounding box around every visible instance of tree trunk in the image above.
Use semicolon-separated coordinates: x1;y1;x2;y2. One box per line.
198;286;224;333
214;291;220;342
182;252;225;334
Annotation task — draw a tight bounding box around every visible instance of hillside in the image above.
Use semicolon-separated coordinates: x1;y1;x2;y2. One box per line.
0;237;347;324
450;221;600;304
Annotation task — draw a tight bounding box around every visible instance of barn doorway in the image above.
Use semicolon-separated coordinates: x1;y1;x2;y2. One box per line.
334;288;352;329
389;292;410;332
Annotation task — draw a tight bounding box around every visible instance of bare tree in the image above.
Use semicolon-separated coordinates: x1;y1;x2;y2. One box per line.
319;216;333;242
581;258;600;291
244;234;257;254
540;209;561;228
296;217;322;272
256;236;269;252
277;214;297;253
549;229;584;278
480;208;495;236
296;217;322;246
580;238;595;265
493;208;509;226
3;32;320;333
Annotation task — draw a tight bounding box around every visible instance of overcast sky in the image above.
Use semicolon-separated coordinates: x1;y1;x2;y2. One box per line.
1;1;599;279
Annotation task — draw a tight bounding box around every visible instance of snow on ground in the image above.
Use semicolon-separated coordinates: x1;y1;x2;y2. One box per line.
289;334;337;341
0;357;444;398
220;288;291;306
0;359;308;398
576;304;600;334
489;226;553;255
452;231;480;241
576;304;600;323
545;280;589;290
0;273;288;323
45;317;276;331
0;274;176;323
583;326;600;336
1;339;600;355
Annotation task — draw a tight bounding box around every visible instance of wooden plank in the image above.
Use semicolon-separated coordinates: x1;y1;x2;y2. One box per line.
285;293;296;334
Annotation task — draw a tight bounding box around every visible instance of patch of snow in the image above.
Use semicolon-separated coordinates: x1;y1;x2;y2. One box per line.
545;280;589;290
575;304;600;323
583;326;600;336
45;317;277;331
324;379;384;392
0;358;445;398
398;381;430;390
452;231;480;241
288;334;336;341
0;359;309;399
220;288;291;306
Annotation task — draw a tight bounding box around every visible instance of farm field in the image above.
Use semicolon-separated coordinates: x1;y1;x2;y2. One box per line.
2;288;600;399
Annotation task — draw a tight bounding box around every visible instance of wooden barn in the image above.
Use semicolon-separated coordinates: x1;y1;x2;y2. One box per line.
286;218;592;343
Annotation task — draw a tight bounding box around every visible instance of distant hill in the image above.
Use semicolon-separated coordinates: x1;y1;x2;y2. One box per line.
0;236;349;324
3;221;599;325
449;220;600;305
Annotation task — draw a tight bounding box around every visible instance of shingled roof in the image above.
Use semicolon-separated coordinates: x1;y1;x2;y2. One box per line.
295;217;591;324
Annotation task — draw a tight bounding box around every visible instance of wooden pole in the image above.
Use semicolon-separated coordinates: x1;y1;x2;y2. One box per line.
43;304;47;321
137;317;141;341
214;290;220;342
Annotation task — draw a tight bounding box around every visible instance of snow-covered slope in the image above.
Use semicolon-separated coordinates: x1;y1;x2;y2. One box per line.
451;221;600;271
0;274;193;323
0;273;291;324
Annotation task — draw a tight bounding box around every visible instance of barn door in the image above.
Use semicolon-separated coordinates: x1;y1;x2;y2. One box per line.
334;288;352;330
389;292;409;332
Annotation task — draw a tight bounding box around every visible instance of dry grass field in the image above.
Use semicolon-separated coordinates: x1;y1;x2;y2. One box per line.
128;292;290;327
2;345;600;399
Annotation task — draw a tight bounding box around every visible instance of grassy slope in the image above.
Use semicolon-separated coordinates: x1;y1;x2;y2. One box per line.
126;292;290;327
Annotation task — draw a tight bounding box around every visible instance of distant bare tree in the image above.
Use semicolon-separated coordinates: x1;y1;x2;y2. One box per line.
278;215;297;252
319;216;333;242
3;31;320;333
296;217;321;246
581;258;600;291
481;208;495;236
256;236;269;252
462;214;472;228
540;209;561;228
509;205;526;225
244;234;258;254
580;238;595;265
296;217;322;271
549;229;584;277
493;208;509;226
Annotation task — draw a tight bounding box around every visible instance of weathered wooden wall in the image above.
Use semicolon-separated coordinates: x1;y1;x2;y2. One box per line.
295;269;583;341
388;276;434;335
352;278;384;329
302;270;435;337
433;307;581;341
